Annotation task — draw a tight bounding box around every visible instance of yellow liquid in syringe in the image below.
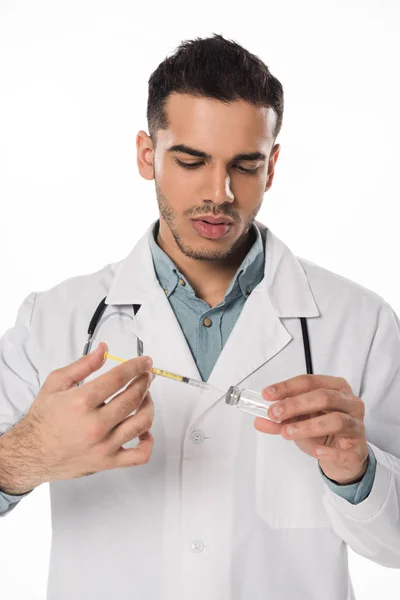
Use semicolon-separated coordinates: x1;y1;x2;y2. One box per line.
104;353;222;393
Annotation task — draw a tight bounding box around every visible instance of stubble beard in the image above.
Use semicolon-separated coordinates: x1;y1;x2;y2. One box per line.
155;182;261;262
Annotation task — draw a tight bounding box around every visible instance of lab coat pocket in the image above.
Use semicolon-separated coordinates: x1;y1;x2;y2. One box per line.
255;431;331;529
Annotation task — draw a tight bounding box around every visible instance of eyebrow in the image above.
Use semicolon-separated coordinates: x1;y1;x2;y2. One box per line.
167;144;266;162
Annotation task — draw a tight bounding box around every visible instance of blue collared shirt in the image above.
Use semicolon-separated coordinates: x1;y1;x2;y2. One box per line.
149;221;377;505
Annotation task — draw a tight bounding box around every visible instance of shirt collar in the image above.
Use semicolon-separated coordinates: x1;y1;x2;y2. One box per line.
105;219;320;318
227;223;265;299
148;222;183;298
148;220;265;301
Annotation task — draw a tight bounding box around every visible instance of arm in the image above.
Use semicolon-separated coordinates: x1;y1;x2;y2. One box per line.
320;301;400;568
0;292;40;515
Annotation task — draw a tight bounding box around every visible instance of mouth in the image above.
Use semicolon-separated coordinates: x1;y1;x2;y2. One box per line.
191;215;234;225
190;216;234;240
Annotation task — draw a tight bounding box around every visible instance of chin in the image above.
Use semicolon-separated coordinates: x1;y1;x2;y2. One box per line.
181;235;236;261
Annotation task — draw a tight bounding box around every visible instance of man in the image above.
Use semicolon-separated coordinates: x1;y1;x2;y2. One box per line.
1;34;400;600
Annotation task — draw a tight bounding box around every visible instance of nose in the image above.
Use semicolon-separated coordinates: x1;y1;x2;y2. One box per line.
202;165;234;205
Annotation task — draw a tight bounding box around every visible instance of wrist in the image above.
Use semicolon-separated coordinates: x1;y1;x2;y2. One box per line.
320;456;369;486
0;426;43;494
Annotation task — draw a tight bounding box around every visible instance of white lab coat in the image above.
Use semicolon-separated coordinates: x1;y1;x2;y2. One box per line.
1;221;400;600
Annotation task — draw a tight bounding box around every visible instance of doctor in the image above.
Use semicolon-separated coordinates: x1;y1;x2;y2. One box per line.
1;33;400;600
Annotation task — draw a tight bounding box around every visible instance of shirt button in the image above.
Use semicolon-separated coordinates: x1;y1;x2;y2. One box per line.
163;289;168;295
245;286;251;296
190;540;204;553
189;430;205;444
179;277;186;286
203;317;212;327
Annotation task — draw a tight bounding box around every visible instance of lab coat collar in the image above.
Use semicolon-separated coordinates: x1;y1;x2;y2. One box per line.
105;220;320;319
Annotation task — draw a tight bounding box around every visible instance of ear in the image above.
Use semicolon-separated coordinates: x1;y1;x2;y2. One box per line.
136;130;155;180
265;144;281;192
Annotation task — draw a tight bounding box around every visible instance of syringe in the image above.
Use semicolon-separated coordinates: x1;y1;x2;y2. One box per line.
104;352;278;422
104;352;223;393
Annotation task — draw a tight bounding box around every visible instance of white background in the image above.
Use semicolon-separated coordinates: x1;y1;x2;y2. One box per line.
0;0;399;598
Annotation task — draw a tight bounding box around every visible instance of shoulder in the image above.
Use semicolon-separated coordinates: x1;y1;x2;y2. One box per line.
31;260;121;323
298;255;389;318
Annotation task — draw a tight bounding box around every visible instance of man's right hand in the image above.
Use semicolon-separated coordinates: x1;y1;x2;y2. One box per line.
0;342;155;495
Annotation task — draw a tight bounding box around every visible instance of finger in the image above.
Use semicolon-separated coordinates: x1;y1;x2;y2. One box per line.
262;374;352;401
314;444;369;473
106;393;154;449
267;388;356;423
253;414;301;435
99;372;154;429
80;355;153;408
253;416;282;435
42;342;109;393
113;430;154;469
280;411;365;441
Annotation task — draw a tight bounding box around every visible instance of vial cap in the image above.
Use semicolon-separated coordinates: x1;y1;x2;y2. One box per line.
225;385;241;406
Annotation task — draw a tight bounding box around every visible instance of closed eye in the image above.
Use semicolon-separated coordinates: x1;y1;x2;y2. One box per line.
174;158;260;174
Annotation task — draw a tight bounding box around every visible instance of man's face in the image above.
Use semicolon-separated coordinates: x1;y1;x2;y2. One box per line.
137;93;280;261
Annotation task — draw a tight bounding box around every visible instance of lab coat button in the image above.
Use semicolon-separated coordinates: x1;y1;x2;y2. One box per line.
189;430;205;444
203;317;212;327
179;277;186;286
190;539;204;553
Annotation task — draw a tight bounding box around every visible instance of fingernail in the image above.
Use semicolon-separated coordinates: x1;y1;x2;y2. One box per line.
264;386;276;397
271;405;283;417
95;342;107;357
142;356;153;369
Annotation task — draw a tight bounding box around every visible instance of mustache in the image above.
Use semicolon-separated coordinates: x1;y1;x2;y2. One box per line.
185;206;239;221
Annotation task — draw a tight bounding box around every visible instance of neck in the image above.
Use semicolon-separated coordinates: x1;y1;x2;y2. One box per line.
156;220;255;307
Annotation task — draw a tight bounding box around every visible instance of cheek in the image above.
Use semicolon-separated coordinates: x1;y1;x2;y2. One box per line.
233;177;265;207
157;167;194;211
156;159;182;188
166;175;187;200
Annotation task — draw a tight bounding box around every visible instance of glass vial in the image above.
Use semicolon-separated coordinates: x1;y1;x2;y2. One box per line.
225;386;276;420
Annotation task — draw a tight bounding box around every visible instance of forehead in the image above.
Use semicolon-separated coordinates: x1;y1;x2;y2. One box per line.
158;93;275;155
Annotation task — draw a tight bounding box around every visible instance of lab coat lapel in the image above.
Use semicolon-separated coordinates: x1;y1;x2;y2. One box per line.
200;277;292;397
188;225;321;425
104;223;202;382
128;289;203;382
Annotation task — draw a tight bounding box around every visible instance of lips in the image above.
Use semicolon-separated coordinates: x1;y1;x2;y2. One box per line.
192;216;233;225
191;218;233;240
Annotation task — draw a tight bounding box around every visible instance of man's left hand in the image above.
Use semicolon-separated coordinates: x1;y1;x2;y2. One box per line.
254;374;369;485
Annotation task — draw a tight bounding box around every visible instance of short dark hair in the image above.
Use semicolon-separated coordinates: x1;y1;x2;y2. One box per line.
147;33;284;146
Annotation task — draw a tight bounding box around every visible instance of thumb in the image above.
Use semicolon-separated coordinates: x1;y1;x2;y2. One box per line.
42;342;108;393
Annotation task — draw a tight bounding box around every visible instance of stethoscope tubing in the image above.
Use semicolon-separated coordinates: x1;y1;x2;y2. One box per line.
82;297;314;376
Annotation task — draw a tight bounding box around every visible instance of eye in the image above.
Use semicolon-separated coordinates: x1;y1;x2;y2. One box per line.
174;158;260;174
235;165;260;174
174;158;204;169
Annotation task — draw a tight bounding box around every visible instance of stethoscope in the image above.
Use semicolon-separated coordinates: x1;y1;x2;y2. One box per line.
82;297;314;375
